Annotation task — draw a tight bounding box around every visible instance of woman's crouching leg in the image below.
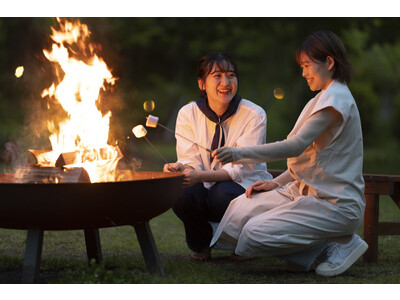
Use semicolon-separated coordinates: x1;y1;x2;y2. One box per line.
210;190;291;248
234;196;352;267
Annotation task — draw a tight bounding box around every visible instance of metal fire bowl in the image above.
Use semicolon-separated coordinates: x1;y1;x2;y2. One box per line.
0;171;184;230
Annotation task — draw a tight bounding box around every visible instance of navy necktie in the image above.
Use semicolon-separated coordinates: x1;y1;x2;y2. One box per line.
196;94;241;161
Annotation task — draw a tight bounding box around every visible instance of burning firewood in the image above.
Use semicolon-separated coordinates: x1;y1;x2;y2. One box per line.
27;150;56;167
25;146;125;183
28;147;123;168
14;167;90;183
55;151;77;167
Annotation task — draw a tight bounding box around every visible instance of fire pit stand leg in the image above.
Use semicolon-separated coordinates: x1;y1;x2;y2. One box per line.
22;228;44;284
133;222;164;275
84;228;103;264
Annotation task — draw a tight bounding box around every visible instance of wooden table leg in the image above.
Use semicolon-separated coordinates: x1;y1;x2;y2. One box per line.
133;222;164;275
22;229;44;283
84;228;102;265
364;193;379;262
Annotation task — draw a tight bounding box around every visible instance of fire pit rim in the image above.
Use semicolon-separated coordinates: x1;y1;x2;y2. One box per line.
0;171;183;185
0;171;184;230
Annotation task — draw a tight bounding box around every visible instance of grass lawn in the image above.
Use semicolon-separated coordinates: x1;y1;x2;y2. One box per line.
0;197;399;284
0;143;399;285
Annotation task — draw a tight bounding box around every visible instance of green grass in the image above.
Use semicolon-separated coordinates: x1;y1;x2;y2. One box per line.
0;142;399;284
0;197;399;284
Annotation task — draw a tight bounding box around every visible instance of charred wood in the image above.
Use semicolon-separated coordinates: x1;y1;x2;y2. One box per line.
14;167;91;183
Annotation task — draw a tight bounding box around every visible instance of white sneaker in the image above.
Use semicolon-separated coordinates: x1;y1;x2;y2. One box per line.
315;234;368;277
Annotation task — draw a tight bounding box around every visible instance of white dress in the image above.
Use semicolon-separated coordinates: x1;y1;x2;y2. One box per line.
210;81;365;260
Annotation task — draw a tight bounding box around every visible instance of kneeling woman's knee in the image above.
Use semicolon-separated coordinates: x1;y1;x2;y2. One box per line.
239;221;262;244
238;220;278;246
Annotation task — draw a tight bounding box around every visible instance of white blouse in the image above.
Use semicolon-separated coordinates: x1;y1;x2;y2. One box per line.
175;99;272;189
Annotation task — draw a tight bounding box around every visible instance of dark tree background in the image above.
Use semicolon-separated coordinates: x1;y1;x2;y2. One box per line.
1;17;399;172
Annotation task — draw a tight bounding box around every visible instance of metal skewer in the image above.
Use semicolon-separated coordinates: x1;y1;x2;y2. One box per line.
132;125;177;172
146;116;213;153
143;136;175;170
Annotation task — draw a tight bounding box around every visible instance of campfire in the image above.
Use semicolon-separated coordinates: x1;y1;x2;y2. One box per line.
0;18;185;283
16;18;124;184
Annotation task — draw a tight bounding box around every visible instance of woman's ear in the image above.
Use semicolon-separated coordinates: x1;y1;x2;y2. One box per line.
197;79;205;90
326;56;335;71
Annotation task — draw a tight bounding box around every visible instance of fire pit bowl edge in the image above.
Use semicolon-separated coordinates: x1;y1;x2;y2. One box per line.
0;171;184;230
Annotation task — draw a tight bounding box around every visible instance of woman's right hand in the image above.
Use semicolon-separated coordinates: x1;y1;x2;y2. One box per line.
163;162;184;173
212;147;240;164
245;180;279;198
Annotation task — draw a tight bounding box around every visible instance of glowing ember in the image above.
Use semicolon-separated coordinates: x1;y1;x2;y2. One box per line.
143;100;155;112
15;66;24;78
273;88;284;100
40;18;119;182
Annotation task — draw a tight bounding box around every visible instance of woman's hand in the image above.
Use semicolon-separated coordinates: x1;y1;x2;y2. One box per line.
182;169;202;187
245;180;279;198
163;162;184;173
163;163;200;187
212;147;239;164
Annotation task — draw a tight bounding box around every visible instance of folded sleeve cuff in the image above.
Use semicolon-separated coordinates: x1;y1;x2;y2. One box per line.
222;163;243;182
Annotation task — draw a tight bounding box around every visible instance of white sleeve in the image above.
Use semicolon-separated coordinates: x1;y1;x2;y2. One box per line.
233;108;341;164
175;108;203;170
221;109;266;181
271;169;294;187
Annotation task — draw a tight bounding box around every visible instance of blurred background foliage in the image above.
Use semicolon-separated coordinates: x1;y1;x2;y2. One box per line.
0;17;399;174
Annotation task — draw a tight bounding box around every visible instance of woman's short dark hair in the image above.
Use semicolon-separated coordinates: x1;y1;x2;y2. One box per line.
197;52;239;98
296;31;353;84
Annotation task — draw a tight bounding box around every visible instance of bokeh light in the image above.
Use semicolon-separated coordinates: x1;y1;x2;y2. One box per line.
273;88;284;100
15;66;24;78
143;100;155;112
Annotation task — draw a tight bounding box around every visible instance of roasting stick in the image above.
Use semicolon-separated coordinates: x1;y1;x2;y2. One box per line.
146;115;213;153
132;125;177;172
143;136;175;170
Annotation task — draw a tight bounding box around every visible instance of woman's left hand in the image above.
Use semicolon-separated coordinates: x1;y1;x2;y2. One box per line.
182;169;201;187
245;180;279;198
212;147;238;164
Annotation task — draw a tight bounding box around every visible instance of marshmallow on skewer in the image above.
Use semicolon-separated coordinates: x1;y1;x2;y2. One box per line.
132;124;177;171
146;115;159;128
145;114;213;153
132;125;148;138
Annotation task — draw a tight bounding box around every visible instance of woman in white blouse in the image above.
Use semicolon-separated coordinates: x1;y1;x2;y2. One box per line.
211;31;368;277
163;52;272;261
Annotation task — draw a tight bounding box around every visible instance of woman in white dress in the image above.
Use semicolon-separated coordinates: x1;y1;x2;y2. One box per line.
211;31;368;277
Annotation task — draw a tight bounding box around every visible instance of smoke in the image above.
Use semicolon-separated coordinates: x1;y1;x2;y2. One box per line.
0;18;140;177
0;141;26;172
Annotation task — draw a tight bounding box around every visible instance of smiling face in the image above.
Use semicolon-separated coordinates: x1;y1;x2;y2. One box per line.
299;53;334;91
198;61;238;115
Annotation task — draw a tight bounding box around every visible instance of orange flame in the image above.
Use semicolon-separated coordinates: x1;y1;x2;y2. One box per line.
41;18;119;182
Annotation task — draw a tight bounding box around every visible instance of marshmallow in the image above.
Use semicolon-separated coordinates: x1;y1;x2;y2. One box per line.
132;125;147;138
146;115;159;128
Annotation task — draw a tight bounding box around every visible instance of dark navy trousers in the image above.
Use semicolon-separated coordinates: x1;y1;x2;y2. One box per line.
172;181;245;252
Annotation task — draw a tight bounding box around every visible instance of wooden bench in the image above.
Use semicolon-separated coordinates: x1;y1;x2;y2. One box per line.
363;174;400;262
268;170;400;263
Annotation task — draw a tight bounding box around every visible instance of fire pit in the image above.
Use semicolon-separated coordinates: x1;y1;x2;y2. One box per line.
0;171;183;283
1;18;184;283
